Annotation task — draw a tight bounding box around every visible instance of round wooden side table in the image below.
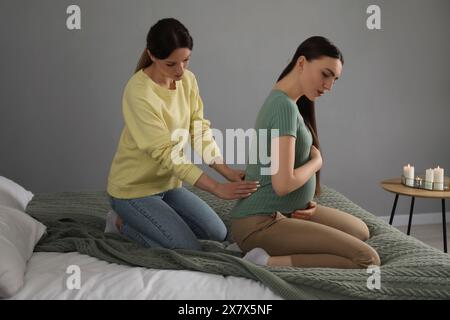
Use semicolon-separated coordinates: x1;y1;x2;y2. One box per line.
381;177;450;253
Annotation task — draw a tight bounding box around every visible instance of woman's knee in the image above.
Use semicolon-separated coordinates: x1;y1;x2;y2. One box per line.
352;220;370;242
314;206;371;241
210;221;228;242
337;214;370;242
183;215;227;242
166;188;227;242
352;245;381;268
208;227;228;242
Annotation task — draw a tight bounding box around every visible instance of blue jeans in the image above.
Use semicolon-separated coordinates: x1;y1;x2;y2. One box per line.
108;187;228;250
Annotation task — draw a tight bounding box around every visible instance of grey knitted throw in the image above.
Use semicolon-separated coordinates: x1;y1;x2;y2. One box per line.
26;185;450;299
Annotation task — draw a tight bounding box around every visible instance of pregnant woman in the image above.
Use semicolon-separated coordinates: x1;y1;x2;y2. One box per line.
231;36;380;268
106;18;259;250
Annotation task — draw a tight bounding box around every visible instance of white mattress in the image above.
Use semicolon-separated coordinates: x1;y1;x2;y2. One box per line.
10;252;282;300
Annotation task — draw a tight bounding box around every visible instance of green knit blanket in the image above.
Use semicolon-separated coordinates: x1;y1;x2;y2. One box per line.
26;185;450;299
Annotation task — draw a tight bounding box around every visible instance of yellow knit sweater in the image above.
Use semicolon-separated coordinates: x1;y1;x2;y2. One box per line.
107;69;222;199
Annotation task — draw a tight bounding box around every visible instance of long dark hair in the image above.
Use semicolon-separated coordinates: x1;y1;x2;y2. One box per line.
135;18;193;73
277;36;344;197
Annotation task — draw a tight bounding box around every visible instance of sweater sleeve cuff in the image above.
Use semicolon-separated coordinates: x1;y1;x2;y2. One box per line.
183;165;204;186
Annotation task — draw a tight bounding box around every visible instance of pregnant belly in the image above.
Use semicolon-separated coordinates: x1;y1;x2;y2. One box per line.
290;175;316;210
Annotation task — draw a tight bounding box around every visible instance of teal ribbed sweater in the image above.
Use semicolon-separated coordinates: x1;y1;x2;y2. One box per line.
230;90;315;218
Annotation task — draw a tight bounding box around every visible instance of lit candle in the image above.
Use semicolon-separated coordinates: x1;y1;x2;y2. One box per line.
425;168;434;190
433;166;444;191
403;164;414;187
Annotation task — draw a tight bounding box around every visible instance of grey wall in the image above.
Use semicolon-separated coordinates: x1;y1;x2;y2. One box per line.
1;0;449;217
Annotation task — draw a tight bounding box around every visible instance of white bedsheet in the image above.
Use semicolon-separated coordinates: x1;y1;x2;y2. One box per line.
10;252;282;300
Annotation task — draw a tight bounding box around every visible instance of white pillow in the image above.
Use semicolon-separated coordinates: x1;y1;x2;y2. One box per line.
0;176;34;211
0;204;46;298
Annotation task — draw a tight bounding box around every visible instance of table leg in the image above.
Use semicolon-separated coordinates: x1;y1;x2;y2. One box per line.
389;194;399;225
407;196;415;235
442;199;447;253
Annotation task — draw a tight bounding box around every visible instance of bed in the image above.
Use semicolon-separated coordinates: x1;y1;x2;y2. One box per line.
6;183;450;299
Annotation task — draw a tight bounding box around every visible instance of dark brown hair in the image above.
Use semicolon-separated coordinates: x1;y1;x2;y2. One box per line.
135;18;193;73
277;36;344;197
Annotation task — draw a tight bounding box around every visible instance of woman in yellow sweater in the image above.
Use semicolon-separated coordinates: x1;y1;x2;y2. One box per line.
106;18;259;250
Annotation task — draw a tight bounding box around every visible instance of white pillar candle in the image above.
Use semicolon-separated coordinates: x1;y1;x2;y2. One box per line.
425;168;434;190
433;166;444;191
403;164;414;187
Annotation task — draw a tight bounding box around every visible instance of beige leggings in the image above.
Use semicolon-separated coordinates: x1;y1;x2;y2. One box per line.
231;205;381;268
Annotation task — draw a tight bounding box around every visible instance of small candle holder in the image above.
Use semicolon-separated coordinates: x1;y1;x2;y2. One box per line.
414;177;423;188
401;175;449;191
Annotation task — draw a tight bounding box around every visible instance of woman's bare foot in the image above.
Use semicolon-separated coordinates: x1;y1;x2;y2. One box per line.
242;248;270;265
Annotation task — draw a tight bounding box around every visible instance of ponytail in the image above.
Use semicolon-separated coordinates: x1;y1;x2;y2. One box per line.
134;49;152;73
